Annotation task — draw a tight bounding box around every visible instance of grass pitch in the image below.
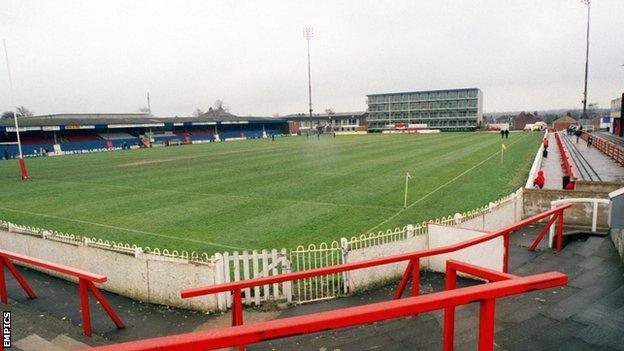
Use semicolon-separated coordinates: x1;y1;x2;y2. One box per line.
0;132;542;254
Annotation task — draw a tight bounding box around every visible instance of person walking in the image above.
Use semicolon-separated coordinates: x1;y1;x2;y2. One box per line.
587;134;593;148
543;138;549;150
504;129;509;139
500;129;505;139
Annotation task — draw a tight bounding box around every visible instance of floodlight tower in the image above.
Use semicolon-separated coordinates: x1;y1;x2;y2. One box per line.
580;0;591;124
3;40;28;180
303;27;314;138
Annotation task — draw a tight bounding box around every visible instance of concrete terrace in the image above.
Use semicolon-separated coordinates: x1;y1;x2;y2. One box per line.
539;132;624;189
4;226;624;350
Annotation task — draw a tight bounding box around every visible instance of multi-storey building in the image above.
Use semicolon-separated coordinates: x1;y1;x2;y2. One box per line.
366;88;483;132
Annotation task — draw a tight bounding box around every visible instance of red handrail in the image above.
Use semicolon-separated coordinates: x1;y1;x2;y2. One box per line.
0;249;125;337
555;132;576;187
582;131;624;167
84;270;567;351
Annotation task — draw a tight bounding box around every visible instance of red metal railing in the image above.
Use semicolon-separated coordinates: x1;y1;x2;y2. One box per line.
0;249;125;337
582;132;624;167
555;132;576;189
85;205;571;351
85;264;567;351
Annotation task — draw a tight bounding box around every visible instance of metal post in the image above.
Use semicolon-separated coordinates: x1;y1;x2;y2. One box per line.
581;0;591;122
503;233;510;273
0;259;6;304
478;299;496;351
79;278;92;336
232;289;245;351
410;258;420;297
3;40;28;180
303;27;314;139
443;265;457;351
556;212;564;253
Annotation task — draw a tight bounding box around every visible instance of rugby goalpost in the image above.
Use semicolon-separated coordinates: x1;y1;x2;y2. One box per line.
3;39;29;180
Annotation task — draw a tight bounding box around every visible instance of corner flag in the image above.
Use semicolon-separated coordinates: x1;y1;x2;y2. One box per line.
404;172;411;208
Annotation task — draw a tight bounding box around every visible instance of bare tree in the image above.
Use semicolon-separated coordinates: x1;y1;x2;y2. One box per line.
192;108;204;117
1;111;19;119
15;106;33;117
325;108;335;115
138;107;153;116
213;100;230;112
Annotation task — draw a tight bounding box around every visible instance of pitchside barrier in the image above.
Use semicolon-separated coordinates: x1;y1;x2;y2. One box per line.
84;204;572;351
0;249;124;338
0;188;526;310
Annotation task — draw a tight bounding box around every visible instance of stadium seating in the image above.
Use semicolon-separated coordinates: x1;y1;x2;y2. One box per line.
189;129;215;141
20;136;55;145
98;133;141;148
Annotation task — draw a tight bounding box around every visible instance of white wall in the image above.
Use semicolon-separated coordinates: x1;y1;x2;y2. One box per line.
346;234;428;292
428;224;504;274
0;231;219;311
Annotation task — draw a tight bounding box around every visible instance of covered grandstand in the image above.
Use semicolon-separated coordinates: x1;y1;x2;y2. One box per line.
0;111;288;158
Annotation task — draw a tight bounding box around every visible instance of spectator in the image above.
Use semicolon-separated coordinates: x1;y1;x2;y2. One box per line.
533;170;545;189
574;129;582;143
562;176;574;190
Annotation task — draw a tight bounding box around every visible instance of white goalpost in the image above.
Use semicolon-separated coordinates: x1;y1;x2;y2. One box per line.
3;39;28;180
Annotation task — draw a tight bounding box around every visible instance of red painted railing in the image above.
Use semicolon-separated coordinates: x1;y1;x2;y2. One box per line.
582;132;624;167
85;264;567;351
0;249;125;337
85;205;571;351
555;132;576;188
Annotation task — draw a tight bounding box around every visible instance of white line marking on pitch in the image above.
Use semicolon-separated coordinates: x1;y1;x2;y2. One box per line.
366;134;530;233
38;179;400;211
0;206;249;251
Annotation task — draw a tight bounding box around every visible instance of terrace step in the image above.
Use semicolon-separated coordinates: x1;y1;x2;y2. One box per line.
51;334;92;350
14;334;64;351
14;334;91;351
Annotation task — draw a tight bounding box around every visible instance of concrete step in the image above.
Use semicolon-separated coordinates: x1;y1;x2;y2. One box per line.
51;334;91;350
14;334;65;351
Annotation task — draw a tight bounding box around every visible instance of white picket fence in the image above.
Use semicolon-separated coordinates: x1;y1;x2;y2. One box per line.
213;249;292;309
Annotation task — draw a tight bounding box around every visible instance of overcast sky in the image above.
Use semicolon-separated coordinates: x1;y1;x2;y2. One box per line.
1;0;623;117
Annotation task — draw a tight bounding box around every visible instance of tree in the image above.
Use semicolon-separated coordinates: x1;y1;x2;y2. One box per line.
1;111;18;119
325;108;335;115
192;108;204;117
213;100;230;112
15;106;33;117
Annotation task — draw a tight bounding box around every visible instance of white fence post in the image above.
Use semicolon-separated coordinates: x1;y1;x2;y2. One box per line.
213;253;227;311
340;237;349;294
406;224;414;238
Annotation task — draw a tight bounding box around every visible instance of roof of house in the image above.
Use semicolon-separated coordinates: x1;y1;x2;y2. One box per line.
553;115;578;123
